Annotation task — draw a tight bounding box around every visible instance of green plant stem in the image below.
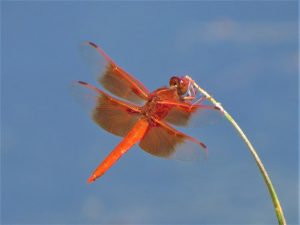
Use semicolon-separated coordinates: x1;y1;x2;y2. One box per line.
186;76;287;225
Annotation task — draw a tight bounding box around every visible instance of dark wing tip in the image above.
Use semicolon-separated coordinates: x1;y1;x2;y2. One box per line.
200;142;207;149
87;41;98;48
78;80;88;85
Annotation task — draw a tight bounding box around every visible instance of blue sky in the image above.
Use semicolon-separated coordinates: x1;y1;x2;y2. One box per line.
1;1;298;224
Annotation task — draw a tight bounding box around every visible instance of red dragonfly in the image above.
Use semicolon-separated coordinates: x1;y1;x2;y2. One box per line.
75;42;219;183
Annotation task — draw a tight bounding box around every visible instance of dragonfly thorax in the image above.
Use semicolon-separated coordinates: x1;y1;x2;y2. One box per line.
141;87;180;121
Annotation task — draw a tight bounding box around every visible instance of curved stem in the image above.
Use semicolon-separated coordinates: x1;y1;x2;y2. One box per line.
185;76;286;225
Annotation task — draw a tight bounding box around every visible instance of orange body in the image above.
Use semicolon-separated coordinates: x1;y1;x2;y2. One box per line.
87;118;149;183
77;42;217;183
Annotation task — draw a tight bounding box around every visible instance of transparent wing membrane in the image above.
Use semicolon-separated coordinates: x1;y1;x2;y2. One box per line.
93;91;141;137
73;81;142;137
157;99;222;127
139;119;207;161
80;41;150;103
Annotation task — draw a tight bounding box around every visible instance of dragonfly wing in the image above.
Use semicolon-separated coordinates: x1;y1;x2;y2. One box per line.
73;81;141;137
163;103;198;126
139;118;207;161
158;100;220;126
81;41;150;103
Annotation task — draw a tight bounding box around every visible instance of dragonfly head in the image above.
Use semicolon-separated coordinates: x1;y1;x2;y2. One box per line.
169;76;189;96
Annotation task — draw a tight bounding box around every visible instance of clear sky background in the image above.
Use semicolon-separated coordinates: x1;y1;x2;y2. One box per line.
1;1;298;224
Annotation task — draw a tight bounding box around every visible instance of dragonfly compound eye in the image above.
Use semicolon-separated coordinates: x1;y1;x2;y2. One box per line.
169;76;180;87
